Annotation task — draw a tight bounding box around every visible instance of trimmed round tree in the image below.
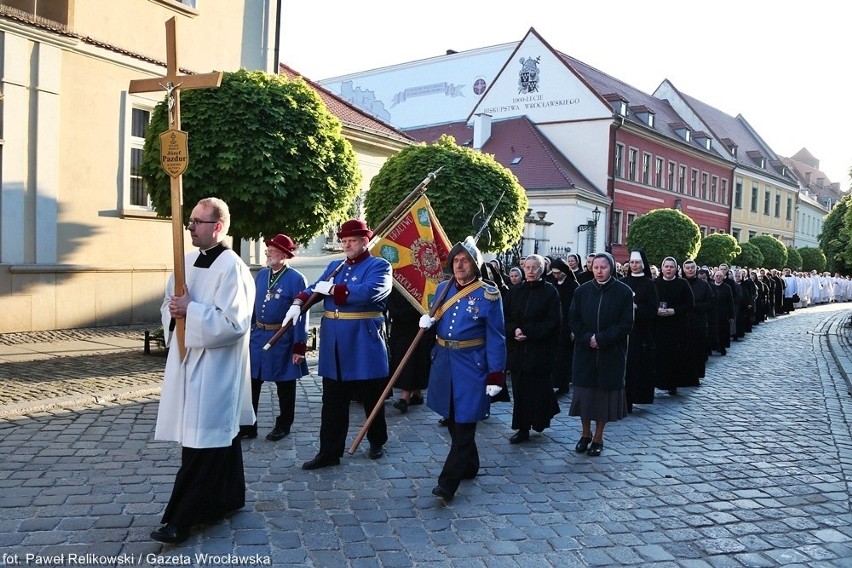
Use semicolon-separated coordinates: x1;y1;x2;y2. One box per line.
140;69;361;245
364;135;528;252
695;233;741;267
784;246;803;270
733;241;764;268
625;208;701;267
798;246;826;273
749;235;787;269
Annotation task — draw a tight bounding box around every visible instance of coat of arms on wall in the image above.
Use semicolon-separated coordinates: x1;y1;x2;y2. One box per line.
518;56;541;94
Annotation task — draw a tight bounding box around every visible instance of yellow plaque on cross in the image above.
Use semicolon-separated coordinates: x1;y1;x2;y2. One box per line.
160;129;189;178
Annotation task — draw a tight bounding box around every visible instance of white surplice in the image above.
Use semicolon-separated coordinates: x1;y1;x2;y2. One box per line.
155;248;256;448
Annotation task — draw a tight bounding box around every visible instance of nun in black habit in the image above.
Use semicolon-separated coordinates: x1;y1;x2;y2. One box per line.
621;249;658;412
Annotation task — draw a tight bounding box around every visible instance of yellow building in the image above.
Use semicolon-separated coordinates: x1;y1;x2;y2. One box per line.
730;171;797;246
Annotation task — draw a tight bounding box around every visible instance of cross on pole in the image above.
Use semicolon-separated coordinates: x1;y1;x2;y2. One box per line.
128;17;222;360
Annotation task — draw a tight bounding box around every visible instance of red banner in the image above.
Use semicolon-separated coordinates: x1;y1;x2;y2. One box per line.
372;195;451;313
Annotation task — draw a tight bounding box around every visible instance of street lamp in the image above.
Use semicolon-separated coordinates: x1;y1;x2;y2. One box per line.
577;207;601;255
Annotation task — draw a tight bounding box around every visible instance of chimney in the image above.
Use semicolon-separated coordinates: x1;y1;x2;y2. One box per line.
805;172;811;185
473;113;492;150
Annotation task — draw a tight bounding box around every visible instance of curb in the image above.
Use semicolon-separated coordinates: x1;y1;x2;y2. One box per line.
0;384;162;419
824;309;852;396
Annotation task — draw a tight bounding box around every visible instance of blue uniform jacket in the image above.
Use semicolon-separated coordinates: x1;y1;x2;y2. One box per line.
249;266;309;382
302;251;392;381
426;279;506;423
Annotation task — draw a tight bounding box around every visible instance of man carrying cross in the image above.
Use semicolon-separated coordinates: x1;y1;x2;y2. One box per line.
152;197;255;544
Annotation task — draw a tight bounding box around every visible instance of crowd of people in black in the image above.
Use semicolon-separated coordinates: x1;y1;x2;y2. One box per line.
387;248;847;458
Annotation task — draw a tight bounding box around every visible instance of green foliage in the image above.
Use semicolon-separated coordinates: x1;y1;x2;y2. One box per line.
748;235;787;269
364;136;528;252
624;208;701;267
798;246;826;273
695;233;741;267
820;195;851;274
784;246;802;271
733;242;764;268
140;69;361;244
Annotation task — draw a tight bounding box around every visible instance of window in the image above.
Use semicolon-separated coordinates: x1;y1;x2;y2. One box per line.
655;157;664;188
734;178;743;209
626;212;637;239
678;166;686;193
628;149;637;181
690;169;698;197
701;172;708;200
764;190;770;215
750;184;758;212
613;144;624;178
125;103;154;209
3;0;71;25
668;162;675;190
710;176;718;202
775;194;781;218
611;210;623;244
748;230;756;240
721;179;729;206
642;153;651;184
731;228;741;241
786;197;792;220
700;225;708;237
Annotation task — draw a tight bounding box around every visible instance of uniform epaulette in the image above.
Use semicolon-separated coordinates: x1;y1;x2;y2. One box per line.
483;283;500;301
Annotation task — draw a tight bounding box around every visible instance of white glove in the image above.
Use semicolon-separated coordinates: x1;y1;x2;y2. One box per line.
314;280;334;295
282;304;302;327
418;314;436;329
485;385;502;397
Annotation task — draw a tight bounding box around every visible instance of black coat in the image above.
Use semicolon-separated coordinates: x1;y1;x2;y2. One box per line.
505;279;561;431
386;288;434;391
622;273;658;404
569;278;634;390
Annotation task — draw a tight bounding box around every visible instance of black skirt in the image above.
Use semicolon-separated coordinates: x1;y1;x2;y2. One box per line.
161;437;245;530
568;385;627;422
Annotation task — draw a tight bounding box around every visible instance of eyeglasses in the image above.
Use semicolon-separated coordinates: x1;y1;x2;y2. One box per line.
185;218;218;228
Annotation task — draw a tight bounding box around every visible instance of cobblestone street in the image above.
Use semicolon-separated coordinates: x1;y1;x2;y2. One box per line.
1;304;851;567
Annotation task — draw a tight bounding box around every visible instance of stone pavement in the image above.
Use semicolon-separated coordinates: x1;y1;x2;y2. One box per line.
1;304;852;567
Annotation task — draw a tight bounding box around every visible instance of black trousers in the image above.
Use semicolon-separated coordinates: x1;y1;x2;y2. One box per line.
438;418;479;494
318;376;388;458
250;379;296;430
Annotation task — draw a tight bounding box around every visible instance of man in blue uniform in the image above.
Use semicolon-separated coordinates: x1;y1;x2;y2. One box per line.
282;219;392;469
421;237;506;500
241;233;309;442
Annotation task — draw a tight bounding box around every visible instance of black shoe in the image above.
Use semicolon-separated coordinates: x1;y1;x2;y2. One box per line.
150;523;188;544
409;394;424;406
265;426;289;441
438;417;449;427
587;442;603;457
720;348;726;356
368;443;384;460
302;454;340;470
393;399;409;413
668;388;678;396
575;436;592;453
509;430;529;444
431;485;454;501
237;428;257;440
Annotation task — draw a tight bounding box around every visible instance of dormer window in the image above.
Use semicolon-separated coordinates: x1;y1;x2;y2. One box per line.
670;122;691;142
604;93;629;117
511;156;522;165
694;132;712;151
721;137;737;158
629;105;655;127
747;150;766;169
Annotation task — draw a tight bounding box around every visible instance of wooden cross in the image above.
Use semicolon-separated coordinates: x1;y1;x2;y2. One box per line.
128;17;222;360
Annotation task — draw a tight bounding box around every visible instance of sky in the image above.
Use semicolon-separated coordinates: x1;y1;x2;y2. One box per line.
280;0;852;192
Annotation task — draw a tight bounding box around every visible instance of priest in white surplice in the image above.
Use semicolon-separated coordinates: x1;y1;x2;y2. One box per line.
151;197;256;545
